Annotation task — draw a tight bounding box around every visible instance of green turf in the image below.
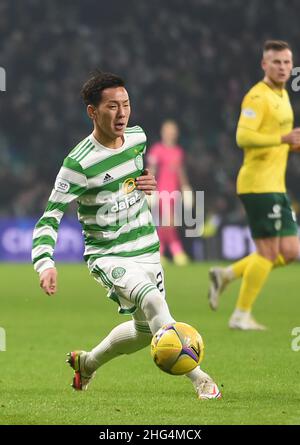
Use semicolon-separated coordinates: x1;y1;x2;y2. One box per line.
0;262;300;425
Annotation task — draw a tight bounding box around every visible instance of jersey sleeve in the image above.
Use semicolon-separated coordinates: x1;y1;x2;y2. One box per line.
237;94;266;131
31;157;88;274
236;94;281;148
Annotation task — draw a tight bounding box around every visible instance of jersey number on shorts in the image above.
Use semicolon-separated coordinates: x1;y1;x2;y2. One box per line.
156;272;164;293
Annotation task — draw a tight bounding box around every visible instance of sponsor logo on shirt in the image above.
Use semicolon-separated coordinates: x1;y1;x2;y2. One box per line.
55;178;70;193
103;173;114;183
111;191;141;213
242;108;256;118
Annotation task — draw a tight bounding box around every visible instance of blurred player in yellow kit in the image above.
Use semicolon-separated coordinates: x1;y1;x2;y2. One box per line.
208;40;300;329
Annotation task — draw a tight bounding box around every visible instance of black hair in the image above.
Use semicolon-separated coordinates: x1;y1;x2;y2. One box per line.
81;70;125;106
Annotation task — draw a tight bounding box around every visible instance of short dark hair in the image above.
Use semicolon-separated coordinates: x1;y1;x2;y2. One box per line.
263;40;291;53
81;70;125;106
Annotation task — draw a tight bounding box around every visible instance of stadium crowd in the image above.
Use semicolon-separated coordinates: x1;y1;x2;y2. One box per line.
1;0;300;223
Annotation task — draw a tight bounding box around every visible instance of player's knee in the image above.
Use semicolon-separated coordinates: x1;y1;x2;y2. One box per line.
256;243;278;262
281;244;300;263
258;250;278;262
141;289;165;318
133;321;152;340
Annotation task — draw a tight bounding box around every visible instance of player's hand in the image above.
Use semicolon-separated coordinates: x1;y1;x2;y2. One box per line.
282;128;300;145
135;169;157;195
39;267;57;296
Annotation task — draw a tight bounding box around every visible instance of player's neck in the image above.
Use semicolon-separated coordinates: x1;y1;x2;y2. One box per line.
263;76;285;91
162;140;176;148
93;129;124;149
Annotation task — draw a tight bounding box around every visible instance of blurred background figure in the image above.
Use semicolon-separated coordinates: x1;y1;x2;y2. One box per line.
147;120;191;266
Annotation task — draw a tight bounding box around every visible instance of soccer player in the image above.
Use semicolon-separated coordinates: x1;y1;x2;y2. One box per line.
147;120;191;266
208;40;300;330
32;71;221;399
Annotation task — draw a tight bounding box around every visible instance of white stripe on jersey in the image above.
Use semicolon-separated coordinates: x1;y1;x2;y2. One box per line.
83;232;159;257
32;244;53;260
34;257;55;273
79;132;146;170
87;158;138;189
33;226;58;242
84;210;153;241
43;209;64;221
79;194;146;227
49;190;79;204
57;166;88;187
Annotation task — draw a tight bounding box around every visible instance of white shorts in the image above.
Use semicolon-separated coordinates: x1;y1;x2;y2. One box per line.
88;253;165;321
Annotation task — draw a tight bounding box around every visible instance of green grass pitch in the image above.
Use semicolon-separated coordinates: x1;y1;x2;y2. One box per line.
0;262;300;425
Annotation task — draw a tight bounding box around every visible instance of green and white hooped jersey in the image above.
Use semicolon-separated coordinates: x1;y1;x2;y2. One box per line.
32;126;160;274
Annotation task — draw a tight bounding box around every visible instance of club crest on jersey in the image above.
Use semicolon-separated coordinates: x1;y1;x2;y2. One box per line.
54;178;70;193
134;154;143;170
123;177;136;194
112;267;126;279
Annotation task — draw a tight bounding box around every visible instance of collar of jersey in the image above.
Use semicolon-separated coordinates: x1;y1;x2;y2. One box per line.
90;132;127;153
261;80;284;98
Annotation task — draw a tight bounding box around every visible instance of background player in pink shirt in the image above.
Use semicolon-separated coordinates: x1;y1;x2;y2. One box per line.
147;120;191;265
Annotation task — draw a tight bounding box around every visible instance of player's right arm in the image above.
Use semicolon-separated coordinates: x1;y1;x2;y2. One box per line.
236;94;282;148
32;157;88;295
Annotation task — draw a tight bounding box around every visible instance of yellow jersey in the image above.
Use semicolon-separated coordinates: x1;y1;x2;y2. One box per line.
236;81;293;194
